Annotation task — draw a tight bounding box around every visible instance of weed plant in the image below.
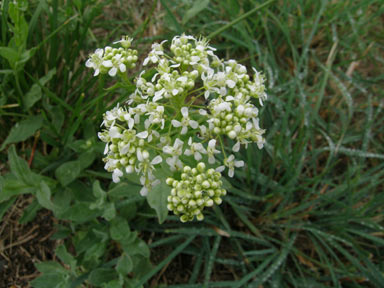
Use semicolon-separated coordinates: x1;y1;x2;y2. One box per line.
0;0;383;287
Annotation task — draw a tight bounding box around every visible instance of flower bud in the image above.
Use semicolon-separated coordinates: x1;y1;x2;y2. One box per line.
202;180;210;189
228;130;237;139
166;177;174;185
205;199;214;207
197;162;206;172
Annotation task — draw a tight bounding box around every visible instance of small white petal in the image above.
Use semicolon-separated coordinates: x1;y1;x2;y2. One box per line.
119;63;126;72
199;109;207;116
85;59;93;68
103;144;109;155
194;152;202;161
189;120;198;129
108;67;117;77
181;107;189;118
181;126;188;134
103;60;113;67
232;142;241;152
136;131;149;138
226;79;236;88
140;186;148;196
216;166;225;172
235;160;244;167
172;89;179;96
112;168;123;183
172;120;182;127
163;146;173;154
151;155;163;165
228;168;234;178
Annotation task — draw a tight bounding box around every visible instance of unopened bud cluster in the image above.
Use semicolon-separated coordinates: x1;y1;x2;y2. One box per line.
87;34;267;222
166;163;226;222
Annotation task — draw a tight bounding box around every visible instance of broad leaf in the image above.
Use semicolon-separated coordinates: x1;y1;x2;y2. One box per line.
88;268;117;286
116;254;133;275
36;181;56;211
55;160;81;186
1;116;43;150
147;180;169;224
24;68;56;110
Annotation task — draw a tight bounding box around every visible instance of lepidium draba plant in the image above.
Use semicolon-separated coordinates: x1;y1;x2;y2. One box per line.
86;34;267;223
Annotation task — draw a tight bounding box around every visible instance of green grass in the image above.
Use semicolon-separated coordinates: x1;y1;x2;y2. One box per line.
1;0;384;287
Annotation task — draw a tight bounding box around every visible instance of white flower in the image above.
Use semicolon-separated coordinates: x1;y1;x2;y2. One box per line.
143;40;167;66
109;126;122;139
113;35;133;48
217;154;244;178
184;137;207;161
163;138;184;170
206;139;220;164
85;48;104;76
163;138;184;156
112;168;123;183
171;107;198;134
139;174;160;196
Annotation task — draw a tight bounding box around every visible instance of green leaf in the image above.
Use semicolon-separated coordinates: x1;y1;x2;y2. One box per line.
88;268;118;286
108;182;141;199
31;262;70;288
55;160;81;186
110;217;131;241
56;203;100;223
182;0;210;24
122;237;150;258
7;145;34;184
102;202;116;221
116;254;133;275
90;180;106;210
36;181;55;211
0;177;36;202
1;116;43;150
78;151;96;170
147;180;169;224
24;84;42;110
24;68;56;110
0;46;19;68
56;245;76;271
0;197;16;220
19;199;41;224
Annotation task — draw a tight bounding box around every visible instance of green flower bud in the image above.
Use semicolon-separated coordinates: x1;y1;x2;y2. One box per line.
205;199;214;207
196;174;204;183
207;189;215;197
196;213;204;221
228;130;237;139
166;177;174;186
197;162;206;172
214;197;222;205
202;180;210;189
180;215;189;223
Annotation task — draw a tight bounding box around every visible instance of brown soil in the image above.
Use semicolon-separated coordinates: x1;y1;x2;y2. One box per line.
0;196;57;288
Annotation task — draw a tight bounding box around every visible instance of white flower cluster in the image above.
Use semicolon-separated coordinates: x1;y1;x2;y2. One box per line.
90;34;267;222
86;36;138;77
